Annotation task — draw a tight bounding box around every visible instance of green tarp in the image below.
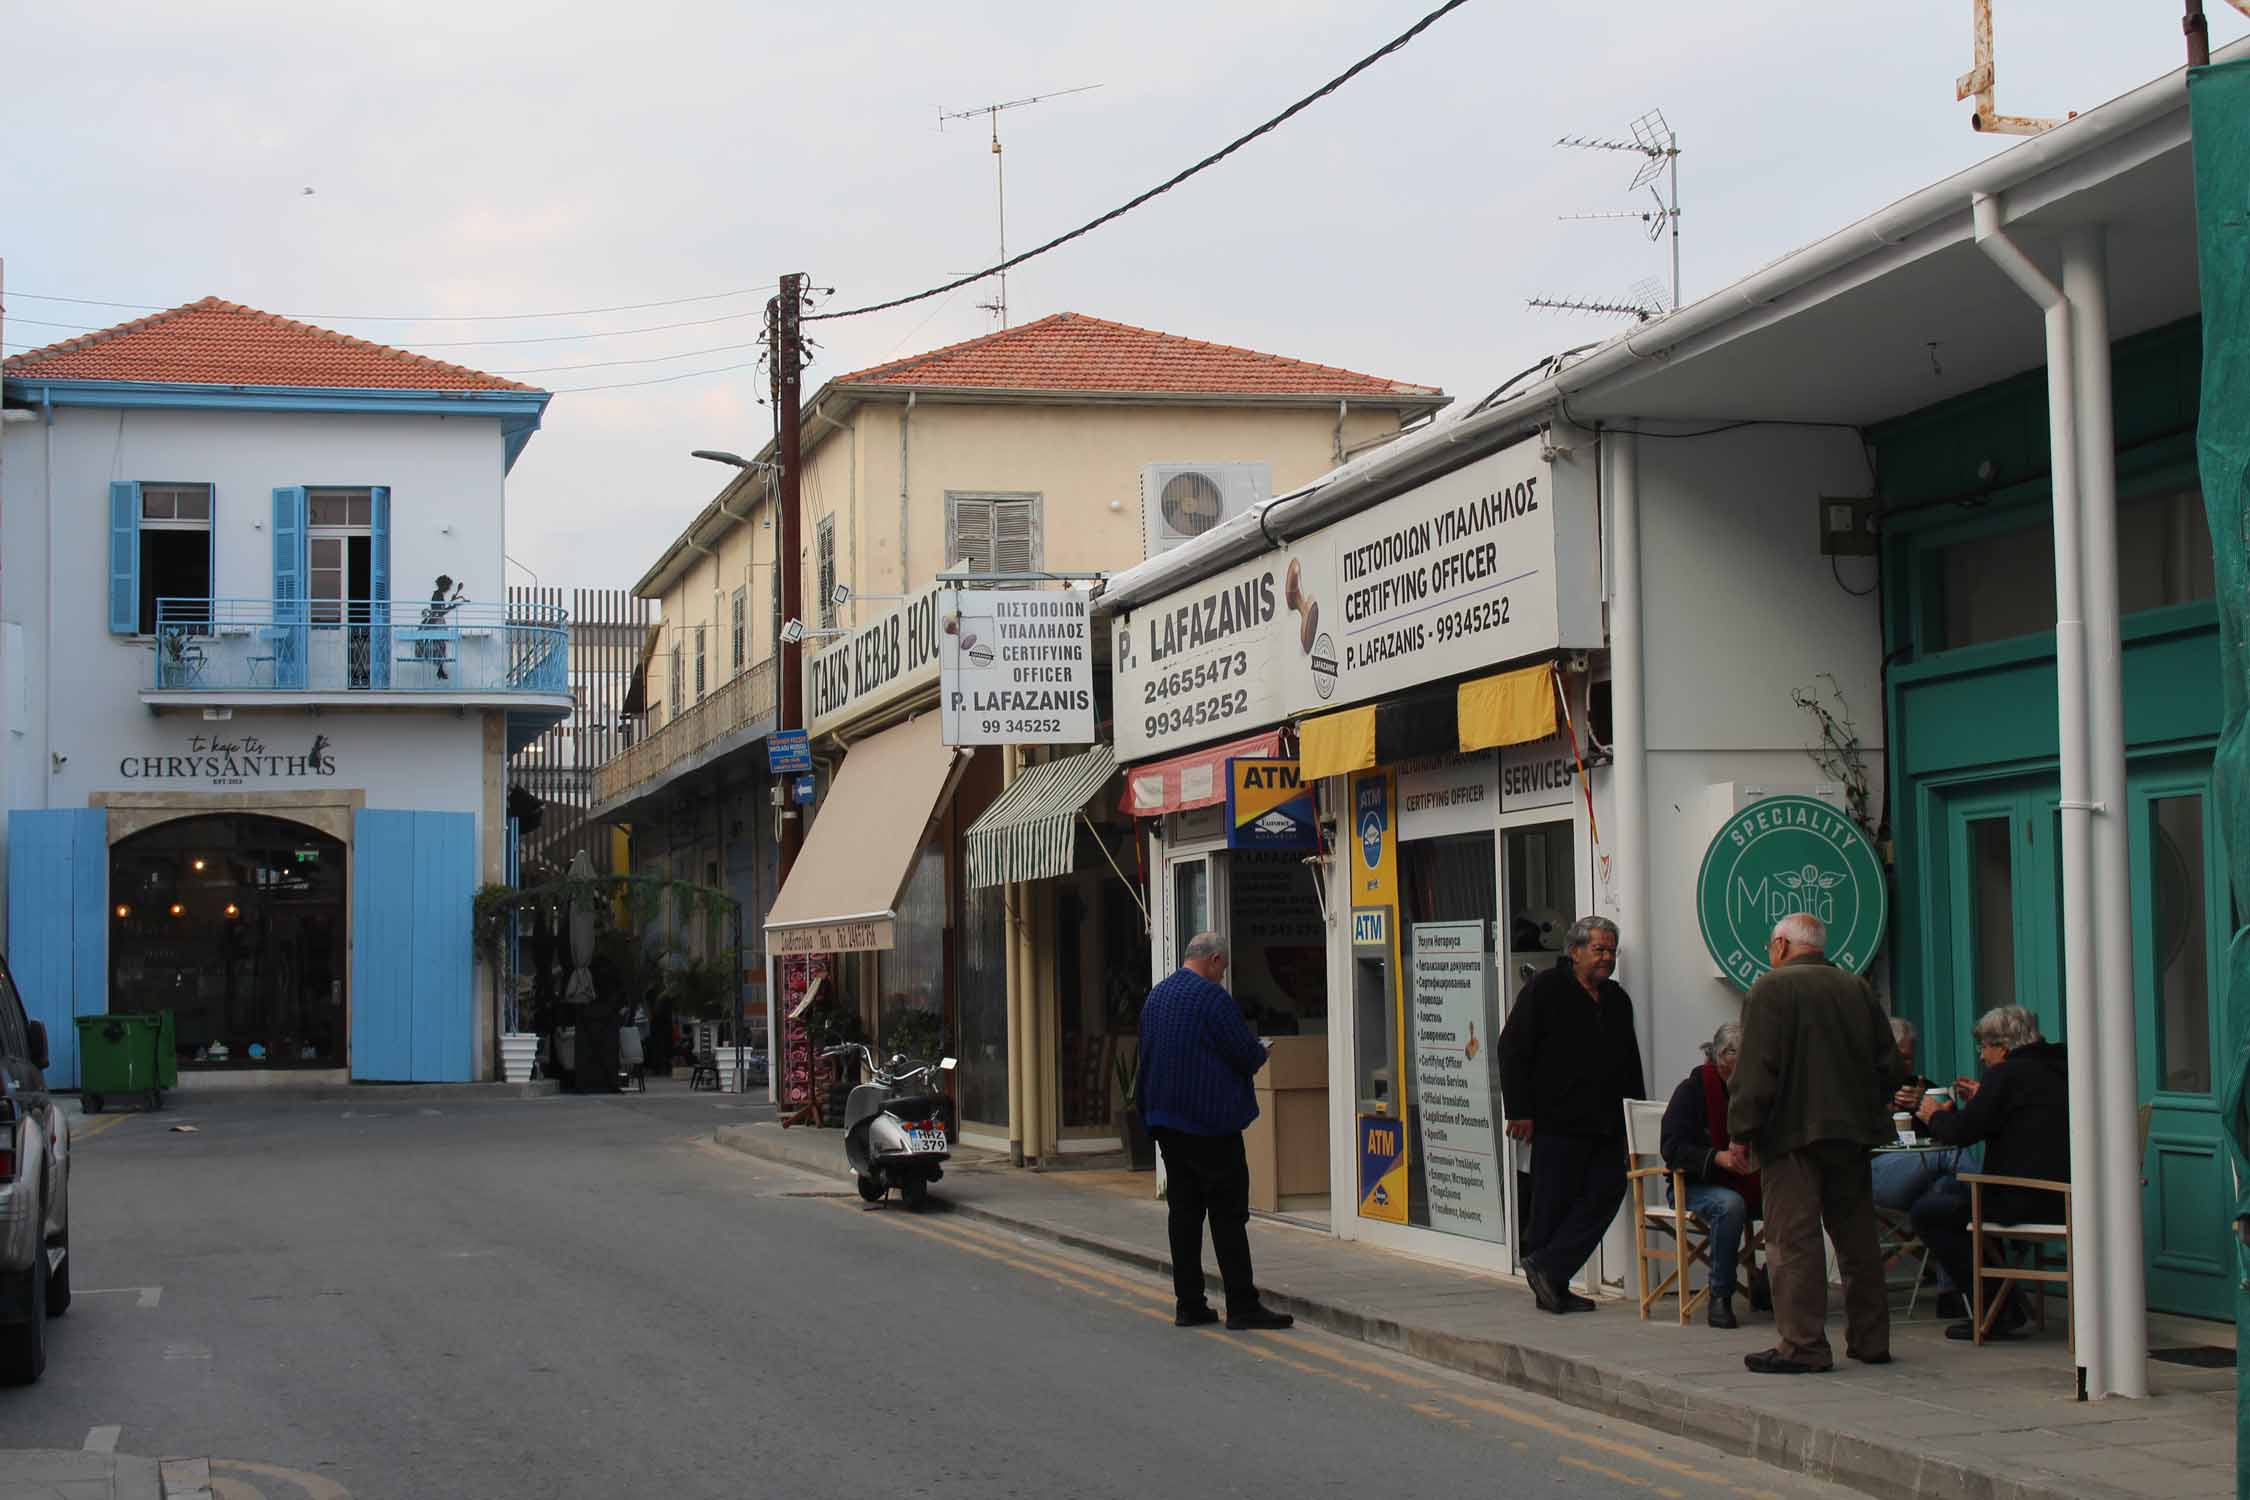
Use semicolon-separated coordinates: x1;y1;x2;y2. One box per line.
2187;56;2250;1488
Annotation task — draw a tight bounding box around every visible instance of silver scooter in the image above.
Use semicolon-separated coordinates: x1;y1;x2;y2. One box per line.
820;1044;958;1208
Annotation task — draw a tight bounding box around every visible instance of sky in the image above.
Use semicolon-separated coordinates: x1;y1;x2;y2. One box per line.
3;1;2242;593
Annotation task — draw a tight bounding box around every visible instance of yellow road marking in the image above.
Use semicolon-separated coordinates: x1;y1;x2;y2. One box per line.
73;1115;130;1143
209;1458;351;1499
1446;1391;1783;1500
1562;1453;1688;1497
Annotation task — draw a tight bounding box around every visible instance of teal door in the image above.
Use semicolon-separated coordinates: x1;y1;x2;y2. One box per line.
2128;760;2236;1320
1932;774;2066;1066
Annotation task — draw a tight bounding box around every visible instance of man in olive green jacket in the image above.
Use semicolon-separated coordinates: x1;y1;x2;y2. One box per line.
1727;913;1904;1374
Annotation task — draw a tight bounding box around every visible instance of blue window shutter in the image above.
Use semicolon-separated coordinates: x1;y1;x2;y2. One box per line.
271;487;307;689
205;486;218;606
351;809;476;1081
370;486;391;689
108;481;140;634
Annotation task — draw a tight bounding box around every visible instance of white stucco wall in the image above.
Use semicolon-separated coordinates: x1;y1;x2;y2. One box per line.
1598;423;1889;1093
0;403;515;932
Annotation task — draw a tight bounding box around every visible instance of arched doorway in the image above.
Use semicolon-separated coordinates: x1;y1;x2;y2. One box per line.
109;815;348;1068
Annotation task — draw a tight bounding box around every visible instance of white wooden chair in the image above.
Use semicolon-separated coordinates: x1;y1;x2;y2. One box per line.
1961;1172;2072;1349
1624;1099;1716;1324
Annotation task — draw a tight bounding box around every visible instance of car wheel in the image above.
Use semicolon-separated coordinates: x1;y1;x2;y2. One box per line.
82;1096;100;1116
44;1236;68;1318
0;1240;50;1384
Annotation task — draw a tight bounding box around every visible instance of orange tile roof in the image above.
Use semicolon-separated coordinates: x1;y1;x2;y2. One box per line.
2;297;539;393
835;312;1441;400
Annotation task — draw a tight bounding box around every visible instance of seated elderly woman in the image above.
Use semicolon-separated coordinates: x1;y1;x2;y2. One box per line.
1660;1022;1765;1329
1911;1004;2070;1341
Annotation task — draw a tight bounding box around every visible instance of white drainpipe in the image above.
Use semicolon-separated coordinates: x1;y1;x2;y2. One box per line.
1605;431;1650;1071
1971;191;2109;1397
2063;223;2149;1398
898;393;916;592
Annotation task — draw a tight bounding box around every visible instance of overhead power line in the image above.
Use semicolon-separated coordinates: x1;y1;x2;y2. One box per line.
5;285;777;323
4;307;773;349
806;0;1477;322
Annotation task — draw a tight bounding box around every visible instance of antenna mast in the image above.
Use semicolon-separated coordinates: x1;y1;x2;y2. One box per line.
1556;109;1682;312
938;83;1102;329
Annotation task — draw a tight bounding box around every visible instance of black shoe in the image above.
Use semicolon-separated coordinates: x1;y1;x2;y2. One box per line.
1561;1290;1599;1312
1934;1292;1968;1319
1175;1304;1219;1328
1226;1304;1295;1331
1748;1269;1772;1313
1706;1294;1739;1330
1743;1348;1830;1375
1849;1350;1893;1365
1946;1311;2027;1342
1525;1264;1570;1314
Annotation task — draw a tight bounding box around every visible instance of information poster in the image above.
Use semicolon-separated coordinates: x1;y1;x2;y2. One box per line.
1357;1114;1408;1223
939;587;1096;745
1410;921;1505;1244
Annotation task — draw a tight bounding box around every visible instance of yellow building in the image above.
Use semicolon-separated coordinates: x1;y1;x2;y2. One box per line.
591;312;1444;1158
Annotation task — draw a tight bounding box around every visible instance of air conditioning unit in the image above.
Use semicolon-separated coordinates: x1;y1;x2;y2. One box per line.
1140;462;1271;559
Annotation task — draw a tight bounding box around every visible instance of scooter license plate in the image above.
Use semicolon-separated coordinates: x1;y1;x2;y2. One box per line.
909;1129;948;1153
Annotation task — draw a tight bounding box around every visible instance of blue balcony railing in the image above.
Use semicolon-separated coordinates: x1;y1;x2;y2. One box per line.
151;597;568;696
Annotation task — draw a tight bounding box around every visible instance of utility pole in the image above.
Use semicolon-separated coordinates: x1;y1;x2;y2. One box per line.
770;272;806;880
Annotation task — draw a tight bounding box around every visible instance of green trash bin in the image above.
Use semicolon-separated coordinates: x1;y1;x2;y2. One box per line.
73;1013;177;1114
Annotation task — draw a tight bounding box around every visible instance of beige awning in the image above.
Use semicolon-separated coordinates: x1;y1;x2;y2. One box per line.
764;712;964;955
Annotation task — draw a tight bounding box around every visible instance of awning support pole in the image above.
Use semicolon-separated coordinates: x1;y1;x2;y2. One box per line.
1003;746;1027;1167
1973;191;2109;1398
2064;223;2150;1398
1606;431;1651;1082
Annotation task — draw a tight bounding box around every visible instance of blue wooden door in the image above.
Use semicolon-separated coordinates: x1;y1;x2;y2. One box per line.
6;810;109;1087
351;810;475;1082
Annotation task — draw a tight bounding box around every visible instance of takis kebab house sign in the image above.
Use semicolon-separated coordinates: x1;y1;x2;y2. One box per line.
806;583;946;738
120;732;339;785
1696;794;1887;989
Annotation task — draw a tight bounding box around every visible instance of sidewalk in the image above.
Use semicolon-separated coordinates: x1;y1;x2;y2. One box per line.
0;1449;170;1500
718;1121;2238;1500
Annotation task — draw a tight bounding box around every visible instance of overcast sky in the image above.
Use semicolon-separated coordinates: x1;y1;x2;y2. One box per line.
4;1;2240;593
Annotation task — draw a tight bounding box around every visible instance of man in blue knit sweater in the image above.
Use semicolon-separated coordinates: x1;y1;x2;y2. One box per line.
1138;932;1295;1331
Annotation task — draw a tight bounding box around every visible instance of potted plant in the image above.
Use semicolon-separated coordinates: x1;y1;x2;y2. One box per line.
474;884;539;1084
804;1001;869;1127
1113;1039;1155;1171
883;1006;945;1067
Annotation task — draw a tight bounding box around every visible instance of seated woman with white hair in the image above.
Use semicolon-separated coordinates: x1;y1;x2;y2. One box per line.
1659;1021;1767;1329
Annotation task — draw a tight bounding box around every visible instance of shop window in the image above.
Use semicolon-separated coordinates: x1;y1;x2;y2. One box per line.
1933;482;2213;651
1228;850;1325;1035
956;879;1009;1125
133;483;215;635
946;491;1043;579
1397;833;1503;1240
2150;795;2213;1095
876;839;946;1056
1502;821;1577;1000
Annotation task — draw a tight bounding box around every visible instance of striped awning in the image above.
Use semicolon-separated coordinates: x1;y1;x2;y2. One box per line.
966;745;1118;890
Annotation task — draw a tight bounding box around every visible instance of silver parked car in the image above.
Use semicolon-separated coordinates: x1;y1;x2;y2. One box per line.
0;952;69;1382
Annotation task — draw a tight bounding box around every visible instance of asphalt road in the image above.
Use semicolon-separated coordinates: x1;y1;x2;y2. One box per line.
0;1086;1867;1500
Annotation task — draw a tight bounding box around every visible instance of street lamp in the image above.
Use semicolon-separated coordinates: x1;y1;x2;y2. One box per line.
691;450;774;473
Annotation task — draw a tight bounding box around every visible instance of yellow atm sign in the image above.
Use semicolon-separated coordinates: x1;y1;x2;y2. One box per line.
1226;757;1316;850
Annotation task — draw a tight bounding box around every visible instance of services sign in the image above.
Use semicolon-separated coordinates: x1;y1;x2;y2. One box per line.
938;588;1096;746
1272;437;1601;717
806;582;945;739
1397;751;1498;841
1695;794;1887;989
1499;731;1576;811
1113;551;1294;762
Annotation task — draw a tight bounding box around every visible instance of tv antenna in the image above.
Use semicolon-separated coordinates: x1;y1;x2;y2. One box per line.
938;83;1103;329
1555;108;1681;312
1526;277;1668;326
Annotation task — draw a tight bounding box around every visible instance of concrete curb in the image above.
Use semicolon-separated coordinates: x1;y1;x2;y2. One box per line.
714;1122;2144;1500
98;1079;562;1108
0;1448;163;1500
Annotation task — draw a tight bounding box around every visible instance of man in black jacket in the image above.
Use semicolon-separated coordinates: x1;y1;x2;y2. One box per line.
1498;915;1646;1313
1913;1004;2070;1341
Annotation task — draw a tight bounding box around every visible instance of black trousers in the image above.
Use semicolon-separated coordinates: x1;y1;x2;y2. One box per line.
1152;1127;1258;1314
1523;1130;1627;1283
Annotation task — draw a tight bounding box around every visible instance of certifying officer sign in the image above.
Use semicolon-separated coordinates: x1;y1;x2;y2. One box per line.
939;588;1097;745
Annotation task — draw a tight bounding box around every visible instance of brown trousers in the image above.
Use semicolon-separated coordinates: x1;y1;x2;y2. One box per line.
1760;1140;1890;1366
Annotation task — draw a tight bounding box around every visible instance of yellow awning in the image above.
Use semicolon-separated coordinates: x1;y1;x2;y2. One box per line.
1457;665;1557;752
1297;705;1377;780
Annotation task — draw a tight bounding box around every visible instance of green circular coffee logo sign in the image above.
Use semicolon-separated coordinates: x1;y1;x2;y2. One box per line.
1697;795;1886;990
